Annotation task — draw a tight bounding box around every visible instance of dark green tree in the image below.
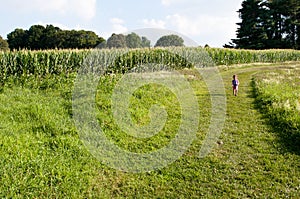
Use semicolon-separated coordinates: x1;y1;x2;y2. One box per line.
0;36;9;51
6;24;105;50
154;34;184;47
62;30;103;49
83;31;105;48
228;0;300;49
27;25;46;50
7;28;28;50
231;0;268;49
265;0;290;48
41;25;62;49
61;30;78;49
281;0;300;49
106;33;127;48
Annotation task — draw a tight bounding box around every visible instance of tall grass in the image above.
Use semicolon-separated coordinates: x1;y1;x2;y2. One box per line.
253;66;300;132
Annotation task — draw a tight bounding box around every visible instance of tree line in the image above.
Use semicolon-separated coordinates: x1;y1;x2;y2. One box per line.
101;33;184;48
0;24;185;51
226;0;300;49
6;25;105;50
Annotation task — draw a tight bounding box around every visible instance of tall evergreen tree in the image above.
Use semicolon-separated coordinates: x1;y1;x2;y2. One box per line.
266;0;288;48
227;0;300;49
283;0;300;49
231;0;268;49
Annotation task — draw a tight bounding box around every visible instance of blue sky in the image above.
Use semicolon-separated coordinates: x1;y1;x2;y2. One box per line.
1;0;243;47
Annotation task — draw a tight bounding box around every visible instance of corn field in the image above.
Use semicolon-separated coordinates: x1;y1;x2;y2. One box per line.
0;49;89;79
207;48;300;65
1;48;300;82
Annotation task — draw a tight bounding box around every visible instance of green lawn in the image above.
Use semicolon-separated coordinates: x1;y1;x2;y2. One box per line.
0;63;299;198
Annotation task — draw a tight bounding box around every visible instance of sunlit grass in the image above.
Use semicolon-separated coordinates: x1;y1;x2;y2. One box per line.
253;65;300;131
0;62;300;198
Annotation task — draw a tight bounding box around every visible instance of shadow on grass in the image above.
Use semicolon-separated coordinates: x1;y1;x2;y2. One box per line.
249;79;300;155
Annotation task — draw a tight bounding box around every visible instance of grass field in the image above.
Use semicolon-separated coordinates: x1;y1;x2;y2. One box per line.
253;65;300;132
0;49;300;198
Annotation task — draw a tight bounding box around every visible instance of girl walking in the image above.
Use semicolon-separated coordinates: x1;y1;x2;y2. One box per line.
232;75;239;96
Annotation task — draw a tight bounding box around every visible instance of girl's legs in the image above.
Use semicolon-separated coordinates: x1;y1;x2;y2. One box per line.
234;86;238;96
233;86;237;96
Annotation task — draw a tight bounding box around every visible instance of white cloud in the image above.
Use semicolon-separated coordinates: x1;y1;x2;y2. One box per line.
112;24;128;34
5;0;96;20
69;0;97;20
161;0;171;6
166;14;237;46
141;19;166;29
32;21;71;30
110;18;128;33
110;18;125;24
101;18;128;39
140;14;237;47
161;0;185;6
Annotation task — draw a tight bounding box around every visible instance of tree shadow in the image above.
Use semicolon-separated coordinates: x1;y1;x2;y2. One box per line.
249;79;300;155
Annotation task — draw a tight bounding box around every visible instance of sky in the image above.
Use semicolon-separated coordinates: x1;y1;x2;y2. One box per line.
0;0;244;47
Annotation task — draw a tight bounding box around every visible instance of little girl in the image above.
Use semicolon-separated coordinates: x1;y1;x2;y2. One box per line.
232;75;239;96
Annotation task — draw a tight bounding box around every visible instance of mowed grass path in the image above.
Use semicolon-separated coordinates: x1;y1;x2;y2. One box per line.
88;64;300;198
0;63;299;198
218;64;300;198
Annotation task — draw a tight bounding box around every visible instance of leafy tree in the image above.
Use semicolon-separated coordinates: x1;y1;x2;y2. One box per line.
42;25;62;49
141;36;151;48
0;35;9;51
125;32;142;48
106;33;127;48
62;30;103;49
62;30;78;49
7;28;28;50
97;40;107;48
103;33;151;49
154;34;184;47
6;24;105;50
83;31;105;48
27;25;46;50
